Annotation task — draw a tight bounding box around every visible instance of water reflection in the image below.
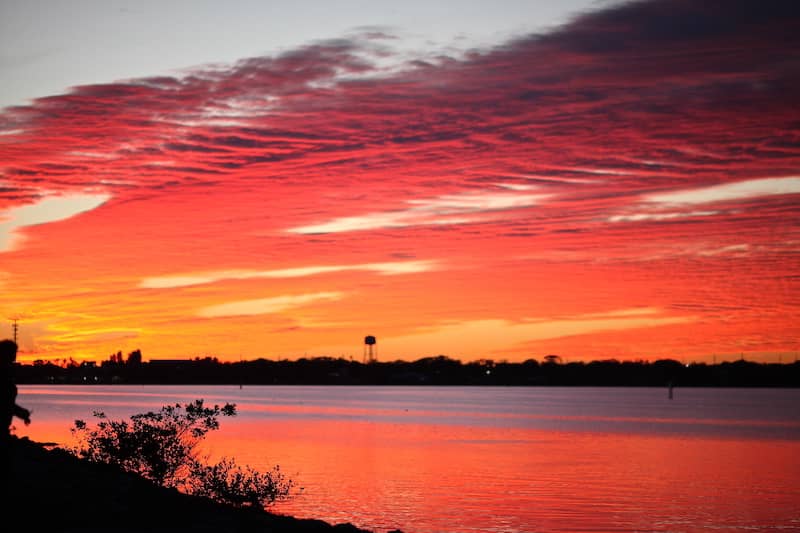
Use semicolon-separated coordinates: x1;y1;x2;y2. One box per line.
15;386;800;533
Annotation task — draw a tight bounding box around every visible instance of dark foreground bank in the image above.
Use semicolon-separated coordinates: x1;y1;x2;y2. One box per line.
5;437;401;533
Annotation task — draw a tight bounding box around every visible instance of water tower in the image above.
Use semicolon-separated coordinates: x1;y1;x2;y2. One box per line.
363;335;377;364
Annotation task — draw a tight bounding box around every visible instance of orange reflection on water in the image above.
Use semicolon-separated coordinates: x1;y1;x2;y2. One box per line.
13;385;800;533
200;418;800;533
12;419;71;445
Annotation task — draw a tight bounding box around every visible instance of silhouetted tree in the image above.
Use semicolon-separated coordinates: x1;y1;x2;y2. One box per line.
126;349;142;366
13;354;800;386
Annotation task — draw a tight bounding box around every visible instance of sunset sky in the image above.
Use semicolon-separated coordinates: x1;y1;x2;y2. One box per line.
1;0;799;364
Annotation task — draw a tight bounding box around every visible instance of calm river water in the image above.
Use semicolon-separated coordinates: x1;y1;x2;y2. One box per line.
14;385;800;533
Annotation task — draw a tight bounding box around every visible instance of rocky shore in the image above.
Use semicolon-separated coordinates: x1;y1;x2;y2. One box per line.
6;436;401;533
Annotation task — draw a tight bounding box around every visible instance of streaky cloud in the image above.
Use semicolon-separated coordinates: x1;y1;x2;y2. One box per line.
608;210;720;223
358;307;695;358
288;189;551;234
0;193;110;252
140;259;439;288
197;292;344;318
646;177;800;205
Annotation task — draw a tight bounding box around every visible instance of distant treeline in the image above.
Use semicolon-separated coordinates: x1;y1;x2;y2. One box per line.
14;352;800;387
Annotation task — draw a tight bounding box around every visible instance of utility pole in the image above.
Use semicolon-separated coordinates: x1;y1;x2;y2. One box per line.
12;319;19;344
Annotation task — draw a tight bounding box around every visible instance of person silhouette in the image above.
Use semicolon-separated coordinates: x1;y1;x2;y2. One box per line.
1;339;31;445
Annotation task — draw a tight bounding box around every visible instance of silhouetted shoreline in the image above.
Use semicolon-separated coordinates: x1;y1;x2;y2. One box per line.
15;354;800;387
6;436;396;533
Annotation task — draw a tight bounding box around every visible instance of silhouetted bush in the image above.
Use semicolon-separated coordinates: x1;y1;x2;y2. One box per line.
191;457;293;508
68;399;294;508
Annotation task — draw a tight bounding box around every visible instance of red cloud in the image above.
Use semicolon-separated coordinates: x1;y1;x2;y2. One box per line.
1;0;798;362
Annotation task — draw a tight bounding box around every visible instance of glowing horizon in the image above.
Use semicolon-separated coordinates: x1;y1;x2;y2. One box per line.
1;0;799;364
